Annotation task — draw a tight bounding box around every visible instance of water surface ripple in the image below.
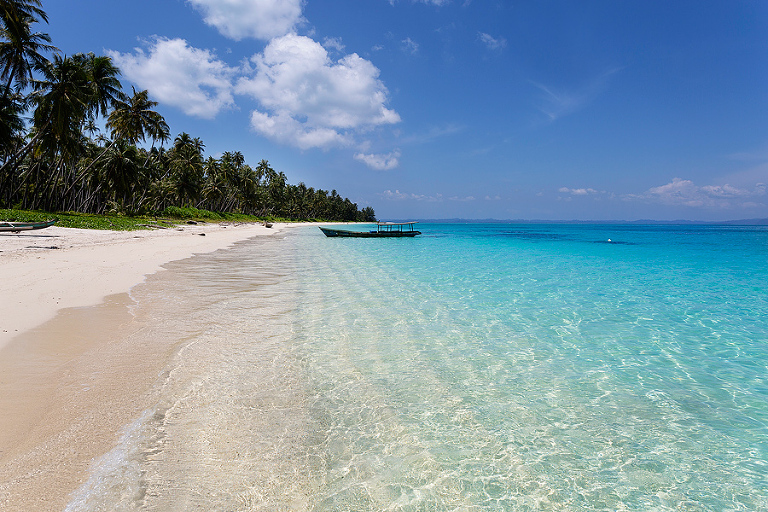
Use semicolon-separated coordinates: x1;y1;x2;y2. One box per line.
68;224;768;511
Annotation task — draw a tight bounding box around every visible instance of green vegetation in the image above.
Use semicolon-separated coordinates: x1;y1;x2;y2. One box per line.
1;208;160;230
0;0;377;223
0;207;316;230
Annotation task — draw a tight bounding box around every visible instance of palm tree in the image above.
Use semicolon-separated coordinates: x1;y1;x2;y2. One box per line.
0;54;87;175
238;164;261;214
0;87;23;202
106;87;169;146
359;206;376;222
63;81;160;199
169;133;204;206
269;170;287;216
0;53;92;209
98;139;141;209
0;0;56;101
80;52;124;119
29;54;91;152
201;156;227;210
0;87;22;153
0;0;48;22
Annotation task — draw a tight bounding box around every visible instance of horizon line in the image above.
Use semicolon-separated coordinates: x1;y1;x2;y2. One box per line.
379;217;768;226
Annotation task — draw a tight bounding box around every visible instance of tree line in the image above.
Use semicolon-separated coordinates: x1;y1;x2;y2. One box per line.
0;0;376;222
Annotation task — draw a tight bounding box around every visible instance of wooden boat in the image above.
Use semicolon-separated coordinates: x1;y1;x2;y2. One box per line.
0;220;57;233
320;221;421;238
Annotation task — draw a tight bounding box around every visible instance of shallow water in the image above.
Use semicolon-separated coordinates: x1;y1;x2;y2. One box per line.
67;224;768;511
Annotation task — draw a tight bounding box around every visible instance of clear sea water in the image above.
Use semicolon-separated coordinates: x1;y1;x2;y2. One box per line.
67;223;768;511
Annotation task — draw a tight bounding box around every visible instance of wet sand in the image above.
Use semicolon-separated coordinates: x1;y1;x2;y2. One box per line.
0;222;291;511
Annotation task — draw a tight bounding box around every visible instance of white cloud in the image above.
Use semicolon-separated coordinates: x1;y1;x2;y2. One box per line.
531;67;622;121
478;32;507;51
379;190;475;202
249;111;351;150
390;0;450;6
559;187;602;196
401;37;419;54
354;150;401;170
187;0;304;40
322;37;345;53
109;37;237;119
380;189;443;201
401;123;463;145
237;34;400;150
629;178;767;209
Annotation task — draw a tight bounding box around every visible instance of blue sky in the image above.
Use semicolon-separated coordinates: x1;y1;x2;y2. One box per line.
44;0;768;220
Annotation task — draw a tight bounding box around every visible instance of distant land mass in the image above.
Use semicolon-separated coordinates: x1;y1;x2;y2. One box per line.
384;218;768;226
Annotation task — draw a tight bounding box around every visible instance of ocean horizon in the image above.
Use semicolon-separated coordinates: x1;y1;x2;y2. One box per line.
67;223;768;511
382;218;768;226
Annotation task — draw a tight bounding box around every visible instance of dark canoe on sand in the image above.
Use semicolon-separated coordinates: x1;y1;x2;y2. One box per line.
0;220;57;233
320;221;421;238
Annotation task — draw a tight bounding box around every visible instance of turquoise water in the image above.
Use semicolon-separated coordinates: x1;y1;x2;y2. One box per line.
68;224;768;511
293;224;768;510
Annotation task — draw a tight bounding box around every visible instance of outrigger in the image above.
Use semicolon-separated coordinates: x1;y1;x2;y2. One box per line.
319;221;421;238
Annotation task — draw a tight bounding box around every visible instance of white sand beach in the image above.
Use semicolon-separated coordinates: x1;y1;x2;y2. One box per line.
0;222;282;349
0;222;290;511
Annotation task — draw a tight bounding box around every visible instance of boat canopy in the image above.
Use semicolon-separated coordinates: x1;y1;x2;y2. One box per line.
375;221;419;233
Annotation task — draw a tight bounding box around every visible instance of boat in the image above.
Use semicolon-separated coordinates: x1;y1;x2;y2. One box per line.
320;221;421;238
0;220;57;233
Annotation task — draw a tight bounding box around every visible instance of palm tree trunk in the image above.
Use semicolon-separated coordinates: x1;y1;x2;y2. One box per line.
0;118;50;176
61;140;113;197
40;155;63;211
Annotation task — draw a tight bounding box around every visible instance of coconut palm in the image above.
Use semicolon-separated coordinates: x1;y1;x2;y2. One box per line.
0;53;94;210
106;87;169;146
79;52;124;119
58;83;161;186
0;53;88;178
201;156;228;210
0;88;23;202
168;133;204;206
0;0;55;101
0;0;48;23
98;139;141;208
0;87;22;153
30;54;91;152
61;77;153;198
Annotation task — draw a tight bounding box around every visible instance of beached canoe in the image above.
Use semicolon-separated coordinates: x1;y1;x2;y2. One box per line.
0;220;57;233
320;221;421;238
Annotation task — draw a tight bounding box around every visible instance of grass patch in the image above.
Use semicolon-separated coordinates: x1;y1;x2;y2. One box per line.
0;209;156;230
0;208;311;230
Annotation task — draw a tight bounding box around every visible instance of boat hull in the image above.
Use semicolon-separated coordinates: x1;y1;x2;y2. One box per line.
320;227;421;238
0;220;57;232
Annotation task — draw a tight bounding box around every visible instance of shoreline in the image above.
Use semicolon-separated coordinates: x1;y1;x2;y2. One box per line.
0;221;305;511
